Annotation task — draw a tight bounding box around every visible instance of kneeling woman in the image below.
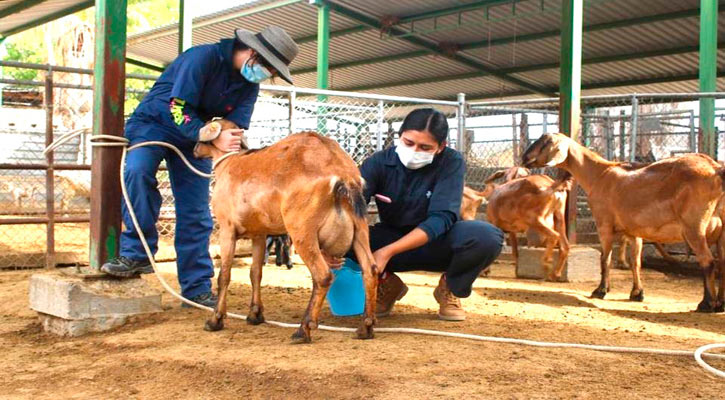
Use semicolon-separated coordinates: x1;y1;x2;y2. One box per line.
357;108;503;321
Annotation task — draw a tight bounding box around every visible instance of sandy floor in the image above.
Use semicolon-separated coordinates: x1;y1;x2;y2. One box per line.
1;260;724;399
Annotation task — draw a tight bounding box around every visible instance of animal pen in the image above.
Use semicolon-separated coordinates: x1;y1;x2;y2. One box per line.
2;59;725;269
2;0;725;396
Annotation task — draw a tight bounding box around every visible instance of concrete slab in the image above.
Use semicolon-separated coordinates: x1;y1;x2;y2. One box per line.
29;272;162;336
516;245;600;282
38;313;128;337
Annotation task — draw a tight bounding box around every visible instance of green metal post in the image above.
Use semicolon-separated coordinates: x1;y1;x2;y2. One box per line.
559;0;583;140
90;0;128;270
700;0;718;158
178;0;192;54
559;0;583;243
314;0;330;133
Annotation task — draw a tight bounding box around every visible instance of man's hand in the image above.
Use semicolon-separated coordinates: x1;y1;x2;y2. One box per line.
373;247;393;274
212;128;245;153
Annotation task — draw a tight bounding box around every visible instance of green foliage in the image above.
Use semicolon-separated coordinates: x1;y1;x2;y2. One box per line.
0;0;178;113
127;0;180;35
3;42;45;81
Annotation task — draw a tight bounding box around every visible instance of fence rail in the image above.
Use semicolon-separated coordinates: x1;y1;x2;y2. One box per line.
2;60;725;266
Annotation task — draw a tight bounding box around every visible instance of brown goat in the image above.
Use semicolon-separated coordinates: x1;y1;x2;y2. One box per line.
485;172;573;281
196;120;378;342
523;133;725;311
618;198;725;302
460;167;530;221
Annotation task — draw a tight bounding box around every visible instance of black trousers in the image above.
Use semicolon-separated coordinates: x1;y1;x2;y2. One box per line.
356;221;504;298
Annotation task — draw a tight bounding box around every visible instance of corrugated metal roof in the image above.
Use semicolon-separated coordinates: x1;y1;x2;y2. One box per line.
0;0;92;37
126;0;725;101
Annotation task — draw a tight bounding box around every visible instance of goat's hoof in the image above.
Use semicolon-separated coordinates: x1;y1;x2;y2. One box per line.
590;288;607;299
715;303;725;313
695;300;719;313
204;318;224;332
290;329;311;344
355;325;375;340
545;274;561;282
246;312;265;325
629;291;644;302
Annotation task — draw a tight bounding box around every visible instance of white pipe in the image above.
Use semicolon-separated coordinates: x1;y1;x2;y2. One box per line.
46;130;725;378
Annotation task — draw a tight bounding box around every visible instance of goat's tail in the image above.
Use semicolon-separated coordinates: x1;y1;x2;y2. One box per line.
331;176;367;219
484;170;506;184
550;171;574;193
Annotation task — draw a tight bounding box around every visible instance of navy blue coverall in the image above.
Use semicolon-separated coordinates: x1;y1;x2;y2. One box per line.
122;39;259;298
360;146;504;297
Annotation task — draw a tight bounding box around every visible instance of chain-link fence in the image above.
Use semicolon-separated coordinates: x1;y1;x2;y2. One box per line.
0;61;461;268
466;93;725;243
3;59;725;266
249;86;459;164
0;61;158;268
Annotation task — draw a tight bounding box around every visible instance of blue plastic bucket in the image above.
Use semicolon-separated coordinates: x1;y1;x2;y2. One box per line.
327;258;365;317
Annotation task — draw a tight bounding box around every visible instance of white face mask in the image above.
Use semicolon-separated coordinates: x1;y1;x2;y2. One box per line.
395;143;435;170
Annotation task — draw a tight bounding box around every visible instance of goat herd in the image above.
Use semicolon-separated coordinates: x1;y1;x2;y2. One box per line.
195;120;725;343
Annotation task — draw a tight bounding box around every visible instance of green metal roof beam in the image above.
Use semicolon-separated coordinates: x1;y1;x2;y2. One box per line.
0;0;94;38
127;56;165;72
461;7;704;50
463;70;725;101
397;0;515;24
296;1;514;44
323;0;553;96
0;0;47;20
340;43;723;92
292;49;428;75
291;6;712;77
295;25;367;44
580;70;725;90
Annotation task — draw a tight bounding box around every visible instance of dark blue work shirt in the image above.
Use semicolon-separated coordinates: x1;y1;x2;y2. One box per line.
360;146;465;242
127;39;259;144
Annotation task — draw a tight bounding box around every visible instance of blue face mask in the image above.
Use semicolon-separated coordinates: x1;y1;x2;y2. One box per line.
241;59;272;83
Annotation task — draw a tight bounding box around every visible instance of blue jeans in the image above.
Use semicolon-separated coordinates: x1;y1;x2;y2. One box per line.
365;221;504;298
120;123;214;299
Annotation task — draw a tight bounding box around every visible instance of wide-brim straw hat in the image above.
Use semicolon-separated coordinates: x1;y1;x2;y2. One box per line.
235;26;298;84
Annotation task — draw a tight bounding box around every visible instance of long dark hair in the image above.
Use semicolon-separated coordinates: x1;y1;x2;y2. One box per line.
399;108;449;144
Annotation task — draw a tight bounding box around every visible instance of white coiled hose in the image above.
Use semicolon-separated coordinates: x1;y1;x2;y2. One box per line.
43;132;725;378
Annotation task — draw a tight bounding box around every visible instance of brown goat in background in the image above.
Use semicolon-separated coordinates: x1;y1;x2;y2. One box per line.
523;133;725;311
485;171;572;281
460;167;530;221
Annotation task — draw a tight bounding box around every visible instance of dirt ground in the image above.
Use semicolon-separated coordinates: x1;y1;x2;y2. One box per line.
2;260;724;399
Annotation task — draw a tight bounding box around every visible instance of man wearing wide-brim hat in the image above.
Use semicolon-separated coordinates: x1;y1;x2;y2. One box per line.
101;26;299;308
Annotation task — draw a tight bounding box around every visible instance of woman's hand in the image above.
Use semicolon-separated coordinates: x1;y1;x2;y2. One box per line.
212;128;245;152
373;247;393;274
322;252;344;268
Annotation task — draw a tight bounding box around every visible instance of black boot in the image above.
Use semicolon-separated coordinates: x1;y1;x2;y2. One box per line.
101;256;153;278
181;292;218;308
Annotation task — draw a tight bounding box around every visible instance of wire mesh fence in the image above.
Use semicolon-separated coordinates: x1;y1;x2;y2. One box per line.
3;60;725;266
0;62;460;268
466;93;725;243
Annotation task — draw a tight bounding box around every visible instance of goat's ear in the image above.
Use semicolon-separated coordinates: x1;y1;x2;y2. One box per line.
193;143;215;159
545;137;570;166
218;119;239;131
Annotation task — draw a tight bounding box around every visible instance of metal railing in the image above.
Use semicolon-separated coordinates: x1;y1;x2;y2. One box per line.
466;92;725;243
0;60;465;268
